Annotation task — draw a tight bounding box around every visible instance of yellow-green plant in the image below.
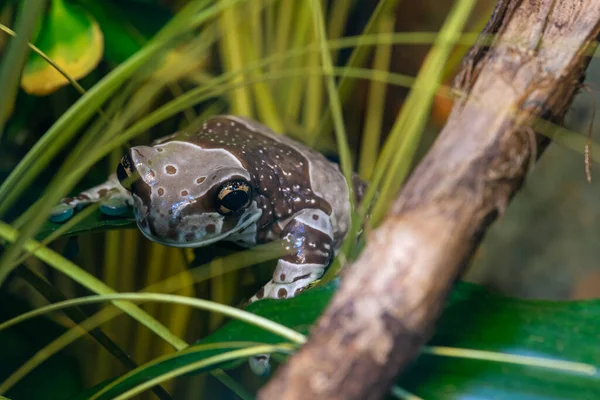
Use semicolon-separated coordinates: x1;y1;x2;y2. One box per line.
1;0;599;399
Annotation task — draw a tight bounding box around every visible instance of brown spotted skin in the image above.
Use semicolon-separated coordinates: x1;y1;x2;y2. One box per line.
182;116;351;246
56;116;360;297
53;115;363;376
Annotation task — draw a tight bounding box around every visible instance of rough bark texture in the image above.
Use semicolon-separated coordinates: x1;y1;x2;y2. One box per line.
259;1;600;399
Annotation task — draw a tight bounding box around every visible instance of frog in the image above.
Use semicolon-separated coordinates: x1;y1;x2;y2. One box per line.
50;115;366;375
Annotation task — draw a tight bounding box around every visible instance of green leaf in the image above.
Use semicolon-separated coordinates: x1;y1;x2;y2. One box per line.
399;285;600;399
36;209;135;240
21;0;104;95
78;282;600;399
81;0;172;64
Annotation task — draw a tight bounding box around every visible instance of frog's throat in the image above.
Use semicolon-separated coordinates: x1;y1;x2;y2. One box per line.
137;208;263;248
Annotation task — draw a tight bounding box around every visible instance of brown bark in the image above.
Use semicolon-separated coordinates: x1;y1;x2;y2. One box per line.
259;1;600;399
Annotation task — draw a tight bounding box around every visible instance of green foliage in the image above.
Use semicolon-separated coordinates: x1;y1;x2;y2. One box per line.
2;0;600;399
67;282;600;399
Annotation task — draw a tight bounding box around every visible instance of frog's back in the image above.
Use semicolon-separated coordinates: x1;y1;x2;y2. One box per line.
170;115;352;245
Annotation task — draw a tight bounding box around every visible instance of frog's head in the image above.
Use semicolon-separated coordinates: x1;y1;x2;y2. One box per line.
116;141;262;247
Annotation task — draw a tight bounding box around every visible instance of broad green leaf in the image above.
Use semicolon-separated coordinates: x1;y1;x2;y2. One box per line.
21;0;103;95
78;282;600;399
398;285;600;399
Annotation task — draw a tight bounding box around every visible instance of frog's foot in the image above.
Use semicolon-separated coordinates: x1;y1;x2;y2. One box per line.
248;354;271;377
49;174;133;223
247;263;326;376
246;279;318;376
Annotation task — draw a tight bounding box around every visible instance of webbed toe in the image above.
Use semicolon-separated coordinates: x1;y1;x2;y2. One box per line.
49;204;75;223
99;198;130;216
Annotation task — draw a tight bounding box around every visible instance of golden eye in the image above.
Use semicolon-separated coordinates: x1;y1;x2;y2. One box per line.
216;181;252;215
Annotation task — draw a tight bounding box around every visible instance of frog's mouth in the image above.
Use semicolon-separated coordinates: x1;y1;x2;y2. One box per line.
136;204;262;248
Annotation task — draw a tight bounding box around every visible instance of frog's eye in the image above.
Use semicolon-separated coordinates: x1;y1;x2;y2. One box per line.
216;181;252;215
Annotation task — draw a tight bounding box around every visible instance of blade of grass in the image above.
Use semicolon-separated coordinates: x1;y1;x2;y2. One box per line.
90;341;272;400
422;346;597;375
241;24;283;131
97;194;122;380
0;242;286;397
0;292;306;395
0;293;306;348
0;23;87;96
309;0;362;266
0;0;238;219
1;237;285;397
309;0;401;146
326;0;356;63
303;26;323;132
358;13;395;180
0;1;245;284
46;62;596;198
441;2;495;82
157;249;194;358
280;2;312;122
390;386;425;400
270;0;294;85
133;242;168;362
14;265;173;400
308;0;353;191
114;344;294;400
0;0;47;137
364;0;478;225
218;0;252;116
247;0;263;59
0;293;290;397
0;221;188;349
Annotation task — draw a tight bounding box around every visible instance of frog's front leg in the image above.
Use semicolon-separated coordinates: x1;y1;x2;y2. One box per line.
248;209;334;376
250;208;334;301
49;173;133;223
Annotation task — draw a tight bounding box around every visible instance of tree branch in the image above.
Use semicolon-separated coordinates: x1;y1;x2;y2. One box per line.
259;0;600;399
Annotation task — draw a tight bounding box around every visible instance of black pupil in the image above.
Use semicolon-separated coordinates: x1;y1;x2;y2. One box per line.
221;190;249;211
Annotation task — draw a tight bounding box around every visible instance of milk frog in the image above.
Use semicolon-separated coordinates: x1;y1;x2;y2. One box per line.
51;115;365;373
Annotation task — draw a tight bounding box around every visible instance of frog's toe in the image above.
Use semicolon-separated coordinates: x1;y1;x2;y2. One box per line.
249;354;271;376
99;198;130;216
49;204;75;223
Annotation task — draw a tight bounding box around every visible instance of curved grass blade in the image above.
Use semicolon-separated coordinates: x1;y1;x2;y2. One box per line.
112;345;292;400
362;0;478;225
13;266;173;400
0;0;238;219
0;221;188;349
0;0;246;285
0;0;47;136
0;242;285;397
0;293;304;394
88;341;291;400
0;293;307;345
0;23;88;96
